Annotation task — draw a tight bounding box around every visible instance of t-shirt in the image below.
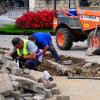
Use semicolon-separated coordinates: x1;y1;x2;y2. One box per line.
10;40;42;62
31;32;51;51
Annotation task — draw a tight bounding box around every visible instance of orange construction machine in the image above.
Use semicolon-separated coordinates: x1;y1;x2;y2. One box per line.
53;0;100;54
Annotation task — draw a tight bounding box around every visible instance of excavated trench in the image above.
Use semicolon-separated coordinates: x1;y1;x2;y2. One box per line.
0;47;100;77
39;54;100;77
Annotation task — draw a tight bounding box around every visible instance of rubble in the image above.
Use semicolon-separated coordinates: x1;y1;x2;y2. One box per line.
0;50;61;100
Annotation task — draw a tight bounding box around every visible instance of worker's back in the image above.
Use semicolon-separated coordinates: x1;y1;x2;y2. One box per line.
32;32;51;50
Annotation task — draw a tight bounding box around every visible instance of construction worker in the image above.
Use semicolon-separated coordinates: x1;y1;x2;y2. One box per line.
8;37;42;71
28;32;61;63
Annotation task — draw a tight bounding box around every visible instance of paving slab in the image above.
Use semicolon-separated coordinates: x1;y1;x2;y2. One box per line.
53;76;100;100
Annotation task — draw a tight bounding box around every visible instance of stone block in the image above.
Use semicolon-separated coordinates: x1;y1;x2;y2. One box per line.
0;67;9;73
51;87;60;95
29;70;45;82
23;97;33;100
5;96;14;100
0;56;7;65
4;61;18;70
22;84;43;93
11;67;23;76
0;73;14;96
0;50;6;54
12;91;20;100
63;60;72;65
56;94;70;100
0;94;5;100
33;95;45;100
49;81;57;89
82;63;93;68
9;74;38;85
4;54;13;61
23;68;30;74
20;93;32;98
11;81;19;91
44;89;52;98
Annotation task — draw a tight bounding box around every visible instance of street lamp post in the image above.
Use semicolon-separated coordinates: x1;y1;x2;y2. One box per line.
27;0;29;13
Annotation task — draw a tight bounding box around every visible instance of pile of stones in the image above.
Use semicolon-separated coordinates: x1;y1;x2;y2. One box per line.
0;50;62;100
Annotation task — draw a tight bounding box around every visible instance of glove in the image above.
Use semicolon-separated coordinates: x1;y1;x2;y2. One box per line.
16;56;23;61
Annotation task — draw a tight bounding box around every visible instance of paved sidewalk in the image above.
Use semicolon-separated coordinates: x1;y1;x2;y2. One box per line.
0;12;16;26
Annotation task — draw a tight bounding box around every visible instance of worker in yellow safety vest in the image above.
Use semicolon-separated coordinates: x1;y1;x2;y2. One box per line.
8;37;42;70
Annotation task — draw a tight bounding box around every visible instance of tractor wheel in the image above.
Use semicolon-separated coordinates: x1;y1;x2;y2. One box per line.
56;28;73;50
88;29;100;55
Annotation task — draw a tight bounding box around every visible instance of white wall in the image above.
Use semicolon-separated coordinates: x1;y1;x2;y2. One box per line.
29;0;35;11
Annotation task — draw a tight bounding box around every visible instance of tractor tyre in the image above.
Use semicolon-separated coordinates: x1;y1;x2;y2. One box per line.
56;28;73;50
88;29;100;55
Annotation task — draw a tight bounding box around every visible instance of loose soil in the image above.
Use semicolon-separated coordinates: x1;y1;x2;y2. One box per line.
39;53;100;77
1;47;100;77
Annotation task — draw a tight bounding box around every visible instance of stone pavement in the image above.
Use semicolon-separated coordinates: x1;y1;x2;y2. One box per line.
0;13;15;26
54;76;100;100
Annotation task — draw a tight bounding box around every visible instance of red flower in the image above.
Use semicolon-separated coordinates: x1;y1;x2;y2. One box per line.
15;10;57;29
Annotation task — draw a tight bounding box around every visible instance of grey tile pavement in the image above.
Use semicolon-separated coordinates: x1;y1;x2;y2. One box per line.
0;13;16;26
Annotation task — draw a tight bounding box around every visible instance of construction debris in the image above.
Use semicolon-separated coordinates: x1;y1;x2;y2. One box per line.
0;52;61;100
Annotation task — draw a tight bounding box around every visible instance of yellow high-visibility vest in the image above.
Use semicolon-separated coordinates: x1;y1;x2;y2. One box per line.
17;40;30;56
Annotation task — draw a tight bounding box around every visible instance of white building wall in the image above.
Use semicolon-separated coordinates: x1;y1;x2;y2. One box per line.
29;0;35;11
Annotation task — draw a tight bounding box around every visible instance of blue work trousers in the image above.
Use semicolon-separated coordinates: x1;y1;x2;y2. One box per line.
49;39;61;62
12;51;40;71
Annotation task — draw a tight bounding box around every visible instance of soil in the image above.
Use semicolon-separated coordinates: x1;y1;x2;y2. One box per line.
39;53;100;77
1;46;100;78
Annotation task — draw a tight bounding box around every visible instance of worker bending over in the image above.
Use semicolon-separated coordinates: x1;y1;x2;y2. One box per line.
8;37;42;70
28;32;61;63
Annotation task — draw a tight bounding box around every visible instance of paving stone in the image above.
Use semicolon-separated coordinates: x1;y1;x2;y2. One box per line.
21;84;43;93
48;81;57;89
56;94;70;100
23;68;30;74
11;81;19;91
0;67;9;73
20;93;32;98
4;54;13;61
5;96;14;100
23;97;33;100
82;63;93;68
51;87;60;95
44;89;52;98
33;95;45;100
0;94;5;100
29;70;45;82
9;74;38;85
11;67;23;76
4;61;18;70
0;73;14;96
12;91;20;100
63;60;72;65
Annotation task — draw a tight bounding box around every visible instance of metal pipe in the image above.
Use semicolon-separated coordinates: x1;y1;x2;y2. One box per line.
53;0;57;18
27;0;29;13
53;0;56;10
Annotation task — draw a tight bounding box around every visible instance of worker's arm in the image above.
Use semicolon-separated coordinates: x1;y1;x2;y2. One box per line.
23;41;37;60
8;50;13;56
8;46;16;56
23;52;36;60
42;44;49;55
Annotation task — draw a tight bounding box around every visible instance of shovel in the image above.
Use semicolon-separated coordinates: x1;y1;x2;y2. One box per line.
86;24;98;56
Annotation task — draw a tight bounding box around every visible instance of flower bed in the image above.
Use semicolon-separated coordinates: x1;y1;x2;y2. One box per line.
16;10;55;30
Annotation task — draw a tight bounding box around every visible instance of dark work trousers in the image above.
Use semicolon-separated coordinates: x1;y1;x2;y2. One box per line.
12;51;40;71
49;39;61;62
